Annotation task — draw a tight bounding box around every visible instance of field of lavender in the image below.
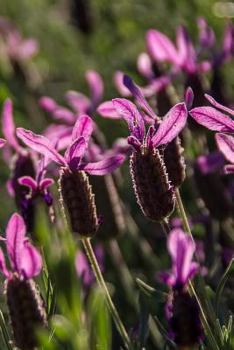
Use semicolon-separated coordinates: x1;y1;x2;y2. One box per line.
0;1;234;349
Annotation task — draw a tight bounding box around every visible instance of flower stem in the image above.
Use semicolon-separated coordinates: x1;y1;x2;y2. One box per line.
82;237;132;350
175;189;220;350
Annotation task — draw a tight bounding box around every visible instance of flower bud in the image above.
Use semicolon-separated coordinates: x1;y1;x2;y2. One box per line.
7;276;47;350
130;148;175;222
163;137;186;188
59;167;98;237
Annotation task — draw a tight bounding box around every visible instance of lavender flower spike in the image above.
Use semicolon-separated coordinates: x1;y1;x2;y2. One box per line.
0;213;47;350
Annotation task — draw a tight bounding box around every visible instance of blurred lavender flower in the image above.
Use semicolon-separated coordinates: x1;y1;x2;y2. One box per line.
75;245;104;288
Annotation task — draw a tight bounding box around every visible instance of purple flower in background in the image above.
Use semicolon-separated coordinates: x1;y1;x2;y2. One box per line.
16;115;125;175
0;213;42;280
215;133;234;174
162;229;198;290
75;245;104;288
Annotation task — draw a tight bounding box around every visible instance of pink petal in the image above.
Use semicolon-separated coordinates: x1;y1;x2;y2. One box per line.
0;248;10;278
39;178;54;191
224;164;234;174
123;75;155;120
65;137;87;170
65;91;90;114
137;52;154;79
2;99;21;151
185;87;194;110
112;98;145;141
215;133;234;164
85;70;104;107
97;101;121;119
17;38;39;60
39;96;58;112
52;107;75;124
18;176;37;191
16;128;66;166
44;124;72;151
72;115;93;142
6;213;26;270
113;71;131;97
0;138;6;148
205;94;234;116
176;26;196;73
146;29;179;65
190;106;234;132
151;103;187;147
82;154;125;175
197;17;215;48
18;242;42;278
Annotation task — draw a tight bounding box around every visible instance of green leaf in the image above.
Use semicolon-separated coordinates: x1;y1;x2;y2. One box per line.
215;258;234;316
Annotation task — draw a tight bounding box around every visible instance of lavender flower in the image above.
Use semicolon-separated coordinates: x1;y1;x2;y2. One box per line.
0;213;46;350
2;99;36;230
162;229;202;347
16;115;125;236
112;92;187;221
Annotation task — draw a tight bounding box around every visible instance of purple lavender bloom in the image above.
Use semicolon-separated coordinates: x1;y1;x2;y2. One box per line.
0;213;42;280
161;229;198;290
75;245;104;288
16;115;125;175
196;151;225;175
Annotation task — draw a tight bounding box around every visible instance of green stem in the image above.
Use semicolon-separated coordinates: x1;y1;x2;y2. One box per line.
82;238;131;350
175;189;220;350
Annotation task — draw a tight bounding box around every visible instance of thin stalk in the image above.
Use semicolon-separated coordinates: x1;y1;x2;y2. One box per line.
82;237;131;350
175;189;220;350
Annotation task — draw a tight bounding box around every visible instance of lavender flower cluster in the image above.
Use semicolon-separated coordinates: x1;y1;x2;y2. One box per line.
0;16;234;350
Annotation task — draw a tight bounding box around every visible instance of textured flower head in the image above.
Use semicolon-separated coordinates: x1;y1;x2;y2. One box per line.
16;115;125;175
162;229;198;290
0;213;42;280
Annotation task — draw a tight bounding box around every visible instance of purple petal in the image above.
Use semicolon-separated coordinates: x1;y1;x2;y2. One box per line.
189;106;234;132
0;138;6;148
137;52;154;79
52;107;75;124
44;124;72;151
72;115;93;142
75;250;94;287
97;101;121;119
185;87;194;110
205;94;234;116
18;176;37;191
176;26;196;71
0;249;10;278
146;29;179;65
127;135;141;151
113;71;131;97
2;99;21;151
151;103;187;147
112;98;145;141
65;137;87;170
6;213;26;271
65;91;90;114
123;75;155;120
224;164;234;174
222;22;234;60
39;178;54;191
82;154;125;175
17;38;39;60
39;96;57;112
197;17;215;48
168;229;196;285
16;128;66;166
215;133;234;164
85;70;104;107
18;242;42;278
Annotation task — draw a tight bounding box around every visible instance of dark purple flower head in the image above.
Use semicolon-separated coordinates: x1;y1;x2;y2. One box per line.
0;213;42;280
16;115;125;175
161;229;198;290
